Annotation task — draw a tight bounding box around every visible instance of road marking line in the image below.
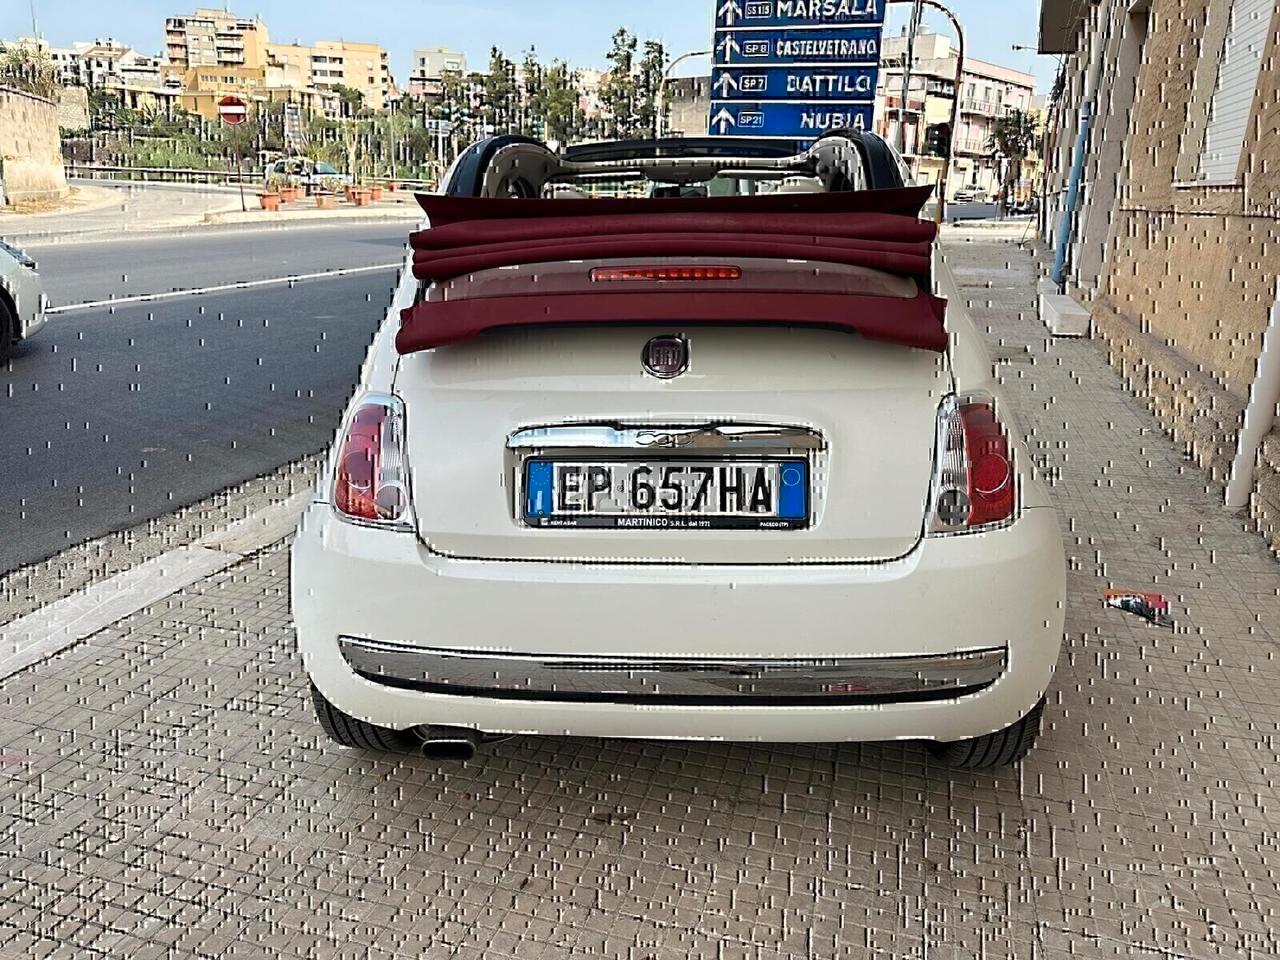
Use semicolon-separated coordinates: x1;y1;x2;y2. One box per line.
0;491;314;680
46;262;401;314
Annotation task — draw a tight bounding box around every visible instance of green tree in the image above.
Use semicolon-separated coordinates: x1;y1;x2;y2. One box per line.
88;89;122;130
332;83;365;120
599;28;637;139
986;108;1039;211
0;40;58;99
541;60;582;145
521;48;544;138
635;40;667;140
484;46;516;133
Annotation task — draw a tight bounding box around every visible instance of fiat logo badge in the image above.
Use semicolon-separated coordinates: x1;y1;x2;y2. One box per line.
642;335;688;379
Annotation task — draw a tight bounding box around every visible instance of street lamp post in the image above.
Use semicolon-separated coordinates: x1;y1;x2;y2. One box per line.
889;0;964;224
896;0;924;155
656;49;711;139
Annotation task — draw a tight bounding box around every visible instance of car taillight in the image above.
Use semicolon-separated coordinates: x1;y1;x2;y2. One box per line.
332;393;411;527
927;394;1017;535
590;265;742;282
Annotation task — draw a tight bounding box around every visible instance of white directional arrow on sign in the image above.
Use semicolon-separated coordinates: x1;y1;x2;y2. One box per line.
717;0;742;25
715;34;741;60
711;107;737;134
714;72;739;97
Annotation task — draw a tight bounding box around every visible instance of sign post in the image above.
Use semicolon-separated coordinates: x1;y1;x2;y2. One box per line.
218;94;249;213
708;0;888;143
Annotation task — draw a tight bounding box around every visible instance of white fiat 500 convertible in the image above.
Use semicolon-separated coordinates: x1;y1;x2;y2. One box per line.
291;131;1065;767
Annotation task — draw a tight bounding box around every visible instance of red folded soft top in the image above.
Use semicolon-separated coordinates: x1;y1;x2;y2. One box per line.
396;187;947;355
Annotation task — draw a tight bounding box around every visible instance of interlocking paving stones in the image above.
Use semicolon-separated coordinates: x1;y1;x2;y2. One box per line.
2;239;1280;957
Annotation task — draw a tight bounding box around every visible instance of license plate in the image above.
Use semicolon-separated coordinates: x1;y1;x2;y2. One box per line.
523;459;809;529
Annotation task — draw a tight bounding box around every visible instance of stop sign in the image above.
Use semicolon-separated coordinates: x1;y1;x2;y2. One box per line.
218;95;248;126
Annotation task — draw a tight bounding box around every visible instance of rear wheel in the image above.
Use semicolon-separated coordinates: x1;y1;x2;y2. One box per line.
0;298;14;362
310;682;416;753
932;697;1045;768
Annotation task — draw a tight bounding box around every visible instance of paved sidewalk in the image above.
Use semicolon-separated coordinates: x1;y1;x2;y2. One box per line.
3;238;1280;958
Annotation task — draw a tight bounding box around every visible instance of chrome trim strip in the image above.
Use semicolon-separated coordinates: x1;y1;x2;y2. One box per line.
338;637;1006;704
506;424;825;453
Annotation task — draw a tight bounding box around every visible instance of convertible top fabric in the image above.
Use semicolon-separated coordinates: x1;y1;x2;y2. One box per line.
414;185;935;224
396;188;947;354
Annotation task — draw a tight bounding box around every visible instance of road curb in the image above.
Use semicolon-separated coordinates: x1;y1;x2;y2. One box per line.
202;205;421;227
0;491;313;681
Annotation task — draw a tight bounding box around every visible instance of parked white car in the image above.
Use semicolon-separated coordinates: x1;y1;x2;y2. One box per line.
0;239;46;361
292;132;1066;767
263;157;352;191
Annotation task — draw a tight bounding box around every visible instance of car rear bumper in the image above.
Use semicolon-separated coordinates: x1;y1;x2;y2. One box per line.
292;503;1065;743
337;636;1008;704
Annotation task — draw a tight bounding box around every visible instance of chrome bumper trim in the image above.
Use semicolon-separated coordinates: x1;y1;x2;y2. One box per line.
338;637;1006;705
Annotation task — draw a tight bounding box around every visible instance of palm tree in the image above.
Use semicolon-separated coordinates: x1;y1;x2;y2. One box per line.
986;108;1038;213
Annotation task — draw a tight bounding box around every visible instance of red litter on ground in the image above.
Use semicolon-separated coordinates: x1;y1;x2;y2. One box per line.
1105;589;1174;628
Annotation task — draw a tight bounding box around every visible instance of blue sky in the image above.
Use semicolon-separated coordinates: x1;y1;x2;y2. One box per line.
3;1;1057;92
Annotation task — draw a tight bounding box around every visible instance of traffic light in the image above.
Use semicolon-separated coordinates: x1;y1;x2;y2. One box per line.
924;123;952;158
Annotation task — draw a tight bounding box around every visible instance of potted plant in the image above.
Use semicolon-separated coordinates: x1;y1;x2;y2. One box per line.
280;174;303;203
353;186;374;206
370;183;384;201
315;176;341;209
261;173;284;211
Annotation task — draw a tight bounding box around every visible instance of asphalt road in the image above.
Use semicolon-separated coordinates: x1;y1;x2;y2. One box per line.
0;267;397;573
27;222;410;307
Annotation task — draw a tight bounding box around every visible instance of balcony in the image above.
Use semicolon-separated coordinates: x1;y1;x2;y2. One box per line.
953;137;993;156
960;98;1000;116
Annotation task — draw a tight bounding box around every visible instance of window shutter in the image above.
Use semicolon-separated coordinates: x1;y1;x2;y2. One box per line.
1198;0;1273;182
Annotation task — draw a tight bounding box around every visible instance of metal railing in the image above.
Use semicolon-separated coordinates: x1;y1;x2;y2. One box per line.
65;163;257;184
959;98;1001;116
64;163;436;191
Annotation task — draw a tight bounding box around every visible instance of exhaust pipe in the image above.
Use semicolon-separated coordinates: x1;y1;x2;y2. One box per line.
415;725;479;762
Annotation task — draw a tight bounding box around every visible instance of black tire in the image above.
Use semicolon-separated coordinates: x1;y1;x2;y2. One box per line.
0;297;14;363
932;697;1045;768
310;682;417;753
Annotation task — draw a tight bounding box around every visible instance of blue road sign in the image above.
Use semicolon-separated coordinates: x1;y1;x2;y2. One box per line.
709;101;874;138
715;0;886;29
708;0;887;140
714;27;882;65
710;64;877;101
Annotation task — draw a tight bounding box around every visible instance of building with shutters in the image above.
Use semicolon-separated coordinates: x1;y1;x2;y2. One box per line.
1038;0;1280;551
267;40;393;113
876;31;1038;203
164;9;270;71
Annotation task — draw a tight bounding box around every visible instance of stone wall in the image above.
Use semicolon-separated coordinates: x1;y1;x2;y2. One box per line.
56;86;90;133
0;86;69;205
1077;0;1280;555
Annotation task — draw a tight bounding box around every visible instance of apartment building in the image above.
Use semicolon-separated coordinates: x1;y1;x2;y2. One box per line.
413;48;467;79
268;40;393;112
877;31;958;197
953;58;1036;198
179;61;333;121
164;8;269;71
1038;0;1280;550
21;36;180;115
